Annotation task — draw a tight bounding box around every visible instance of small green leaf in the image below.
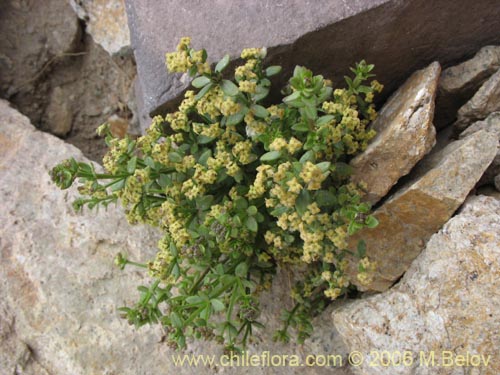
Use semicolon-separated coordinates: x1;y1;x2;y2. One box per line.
365;215;379;228
215;54;230;73
251;104;269;119
265;65;282;77
348;221;364;235
295;189;310;216
235;262;249;278
195;82;213;100
247;205;258;216
127;156;137;174
246;216;258;232
226;112;244;126
210;299;225;312
283;91;301;104
186;296;204;304
260;150;281;162
221;79;239;96
167;152;182;163
170;312;183;329
109;178;125;192
316;115;334;126
192;76;211;88
357;240;367;258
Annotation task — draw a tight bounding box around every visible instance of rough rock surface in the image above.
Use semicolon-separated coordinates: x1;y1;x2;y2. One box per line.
435;45;500;128
69;0;131;56
459;112;500;187
349;62;440;205
346;130;498;292
125;0;500;116
0;99;352;375
334;195;500;375
453;68;500;132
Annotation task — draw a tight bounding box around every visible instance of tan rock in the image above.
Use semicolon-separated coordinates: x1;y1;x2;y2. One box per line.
459;112;500;187
43;86;73;137
347;130;497;292
453;68;500;132
350;62;440;205
334;195;500;375
0;99;350;375
435;45;500;128
69;0;131;56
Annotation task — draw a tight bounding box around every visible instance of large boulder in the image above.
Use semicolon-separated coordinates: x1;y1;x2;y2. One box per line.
125;0;500;117
0;99;352;374
346;130;497;292
349;61;440;205
435;45;500;128
333;195;500;375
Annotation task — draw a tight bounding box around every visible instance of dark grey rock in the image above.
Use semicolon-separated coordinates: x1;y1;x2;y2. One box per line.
125;0;500;119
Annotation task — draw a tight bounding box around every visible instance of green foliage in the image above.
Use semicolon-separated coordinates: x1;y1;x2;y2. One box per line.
50;37;383;351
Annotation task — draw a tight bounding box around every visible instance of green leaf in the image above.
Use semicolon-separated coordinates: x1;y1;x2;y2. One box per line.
348;221;364;235
292;122;309;132
170;312;183;329
295;189;310;216
316;161;331;172
192;76;211;88
226;112;244;126
357;240;367;258
215;54;230;73
246;216;258;232
299;150;314;163
247;205;258;216
316;115;334;126
260;150;281;162
365;215;379;228
235;262;249;278
265;65;282;77
283;91;301;104
211;299;225;312
109;178;125;192
127;156;137;174
221;79;239;96
195;82;213;100
251;104;269;119
186;296;204;304
168;152;183;163
196;195;214;211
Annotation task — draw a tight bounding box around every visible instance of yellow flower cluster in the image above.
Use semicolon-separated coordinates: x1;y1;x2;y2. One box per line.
102;138;129;173
220;98;241;117
357;257;377;286
238;80;257;94
166;111;189;132
235;59;258;80
165;37;210;74
266;105;284;119
300;161;327;190
195;86;223;118
232;140;253;164
241;48;265;59
269;137;287;151
148;235;175;280
247;164;273;198
244;112;266;137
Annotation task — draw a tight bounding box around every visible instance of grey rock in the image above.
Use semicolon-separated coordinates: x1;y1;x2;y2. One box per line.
69;0;131;56
350;61;440;205
334;195;500;375
435;45;500;128
43;86;74;137
459;112;500;187
0;98;351;374
125;0;500;117
453;68;500;132
345;130;498;292
495;174;500;191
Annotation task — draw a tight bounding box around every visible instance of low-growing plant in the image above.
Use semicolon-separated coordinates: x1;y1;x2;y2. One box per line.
51;37;382;351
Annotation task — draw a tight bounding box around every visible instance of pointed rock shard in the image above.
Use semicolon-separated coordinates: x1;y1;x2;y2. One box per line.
453;68;500;132
349;62;440;205
334;195;500;375
346;130;497;292
435;45;500;128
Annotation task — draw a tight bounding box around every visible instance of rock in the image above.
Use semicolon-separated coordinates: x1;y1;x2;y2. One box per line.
43;86;74;137
459;112;500;187
125;0;500;117
69;0;131;56
453;68;500;132
107;113;129;138
495;174;500;191
435;45;500;128
0;99;350;375
333;195;500;375
346;130;498;292
0;0;80;121
349;62;440;205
